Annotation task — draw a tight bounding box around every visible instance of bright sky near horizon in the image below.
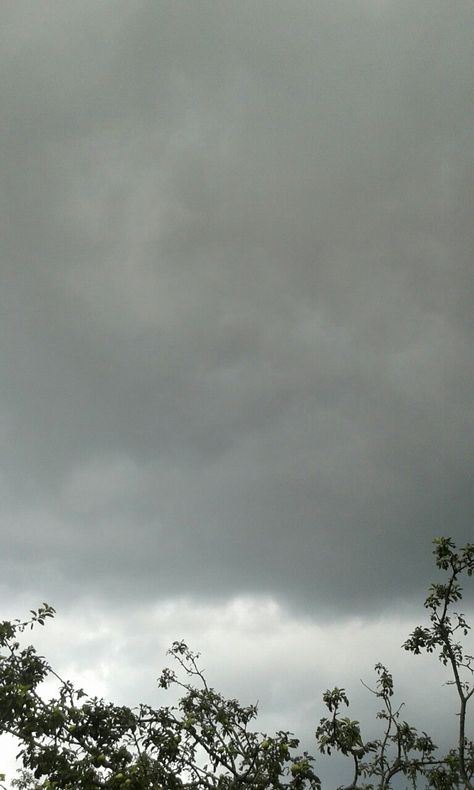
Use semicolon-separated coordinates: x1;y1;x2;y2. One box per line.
1;1;473;784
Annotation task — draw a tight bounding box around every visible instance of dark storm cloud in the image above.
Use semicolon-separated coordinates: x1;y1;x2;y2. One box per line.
1;0;473;612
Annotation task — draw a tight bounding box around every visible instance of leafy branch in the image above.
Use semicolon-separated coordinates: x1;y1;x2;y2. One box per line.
0;538;472;789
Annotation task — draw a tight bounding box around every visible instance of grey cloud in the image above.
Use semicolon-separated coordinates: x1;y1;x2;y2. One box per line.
0;0;473;613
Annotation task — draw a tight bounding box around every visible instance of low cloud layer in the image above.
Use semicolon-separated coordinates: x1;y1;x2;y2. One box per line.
1;1;473;616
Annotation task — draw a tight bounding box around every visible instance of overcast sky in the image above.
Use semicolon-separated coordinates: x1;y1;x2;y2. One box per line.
1;0;473;784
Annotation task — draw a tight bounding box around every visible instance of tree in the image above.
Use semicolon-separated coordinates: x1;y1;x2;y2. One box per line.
0;537;473;789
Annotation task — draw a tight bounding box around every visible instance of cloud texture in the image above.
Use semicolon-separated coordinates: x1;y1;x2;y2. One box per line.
0;0;473;708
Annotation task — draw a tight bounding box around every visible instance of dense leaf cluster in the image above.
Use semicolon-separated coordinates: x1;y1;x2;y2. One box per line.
0;538;473;789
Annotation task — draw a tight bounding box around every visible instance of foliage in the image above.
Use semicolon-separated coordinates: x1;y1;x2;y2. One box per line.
0;537;473;789
0;609;318;789
315;537;474;789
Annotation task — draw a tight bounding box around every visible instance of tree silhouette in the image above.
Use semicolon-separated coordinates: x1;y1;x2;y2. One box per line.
1;537;472;789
